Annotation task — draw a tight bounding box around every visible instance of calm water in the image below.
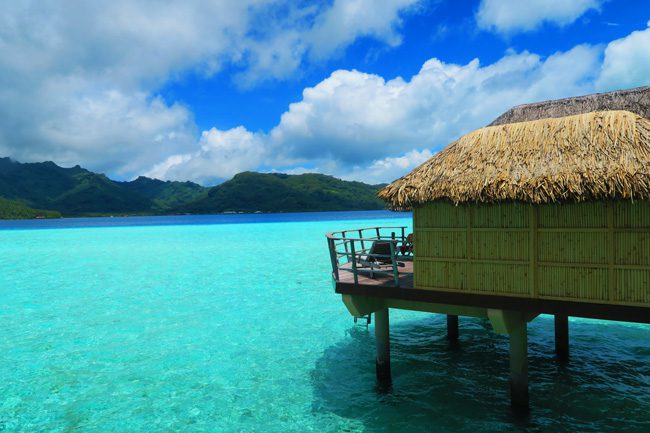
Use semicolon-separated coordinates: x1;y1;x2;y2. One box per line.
1;211;649;432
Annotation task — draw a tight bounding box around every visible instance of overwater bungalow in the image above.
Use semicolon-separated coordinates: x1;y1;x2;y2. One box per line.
326;86;650;408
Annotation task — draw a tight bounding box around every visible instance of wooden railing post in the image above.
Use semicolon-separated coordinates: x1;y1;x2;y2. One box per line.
327;237;340;281
389;240;399;287
350;240;358;285
326;226;411;287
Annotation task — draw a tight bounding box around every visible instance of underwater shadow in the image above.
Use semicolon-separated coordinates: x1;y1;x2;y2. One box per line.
311;315;650;433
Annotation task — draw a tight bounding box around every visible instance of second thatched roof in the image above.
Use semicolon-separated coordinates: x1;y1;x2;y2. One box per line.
490;86;650;125
379;110;650;208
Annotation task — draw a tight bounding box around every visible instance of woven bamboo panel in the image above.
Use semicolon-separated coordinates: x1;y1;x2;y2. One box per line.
537;266;609;301
538;232;608;264
415;202;466;228
615;232;650;265
468;263;529;294
414;259;466;289
472;203;528;228
615;200;650;228
472;231;529;261
538;201;607;228
416;231;466;259
615;269;650;304
414;200;650;306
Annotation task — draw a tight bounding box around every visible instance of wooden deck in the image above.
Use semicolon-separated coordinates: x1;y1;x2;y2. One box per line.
337;260;414;287
327;223;650;324
334;270;650;324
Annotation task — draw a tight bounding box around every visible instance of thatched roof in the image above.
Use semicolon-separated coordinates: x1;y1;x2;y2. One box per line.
379;110;650;208
490;86;650;125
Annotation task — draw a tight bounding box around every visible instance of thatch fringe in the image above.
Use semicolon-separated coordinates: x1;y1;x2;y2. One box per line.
490;86;650;126
379;110;650;209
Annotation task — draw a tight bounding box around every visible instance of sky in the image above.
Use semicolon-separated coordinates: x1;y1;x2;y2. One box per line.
1;0;650;186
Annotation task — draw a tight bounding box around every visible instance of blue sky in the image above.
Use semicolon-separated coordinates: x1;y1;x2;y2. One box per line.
161;0;649;133
1;0;650;185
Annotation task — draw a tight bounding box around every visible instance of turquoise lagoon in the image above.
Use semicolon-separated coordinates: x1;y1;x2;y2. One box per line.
1;211;649;432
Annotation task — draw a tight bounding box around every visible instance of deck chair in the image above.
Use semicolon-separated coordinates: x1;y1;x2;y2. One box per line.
399;233;413;256
367;241;394;264
357;240;404;278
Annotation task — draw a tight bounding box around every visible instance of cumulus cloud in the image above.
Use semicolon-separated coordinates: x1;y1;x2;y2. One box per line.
308;0;416;58
155;44;602;183
270;45;600;164
145;126;270;185
0;0;418;178
476;0;603;33
343;150;435;184
0;80;196;175
597;23;650;91
237;0;419;85
266;150;434;185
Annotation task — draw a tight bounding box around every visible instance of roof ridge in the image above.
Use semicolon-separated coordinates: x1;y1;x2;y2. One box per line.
489;86;650;126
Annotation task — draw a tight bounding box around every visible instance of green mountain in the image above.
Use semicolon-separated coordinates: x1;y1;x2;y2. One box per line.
0;157;153;215
119;176;207;212
0;196;61;220
180;172;386;213
0;157;387;217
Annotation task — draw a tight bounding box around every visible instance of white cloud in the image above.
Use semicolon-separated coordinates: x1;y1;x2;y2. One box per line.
236;0;420;86
145;126;269;184
343;149;434;184
270;44;600;164
0;0;418;177
476;0;602;33
308;0;416;59
0;81;196;176
270;69;416;163
154;44;602;183
597;23;650;91
264;150;433;185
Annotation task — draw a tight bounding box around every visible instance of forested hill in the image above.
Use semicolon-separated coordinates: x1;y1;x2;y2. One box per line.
117;176;208;212
179;172;386;213
0;157;205;217
0;196;61;220
0;158;386;218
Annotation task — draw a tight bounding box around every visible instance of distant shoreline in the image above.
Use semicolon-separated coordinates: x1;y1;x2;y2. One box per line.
0;207;403;222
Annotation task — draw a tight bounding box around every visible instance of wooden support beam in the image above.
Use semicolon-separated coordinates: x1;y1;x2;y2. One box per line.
447;315;459;340
488;309;530;334
509;317;529;410
554;314;569;361
375;308;392;387
336;284;650;325
386;299;488;318
341;294;383;317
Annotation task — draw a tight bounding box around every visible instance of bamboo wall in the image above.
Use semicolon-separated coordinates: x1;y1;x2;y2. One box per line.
414;201;650;307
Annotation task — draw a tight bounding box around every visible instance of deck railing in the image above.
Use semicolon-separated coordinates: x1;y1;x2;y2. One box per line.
325;226;413;287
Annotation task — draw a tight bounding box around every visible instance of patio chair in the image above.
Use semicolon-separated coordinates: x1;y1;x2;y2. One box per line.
357;240;404;278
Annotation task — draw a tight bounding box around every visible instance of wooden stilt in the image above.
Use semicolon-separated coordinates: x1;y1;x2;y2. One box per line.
374;308;392;386
447;314;459;340
509;319;529;409
554;314;569;361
